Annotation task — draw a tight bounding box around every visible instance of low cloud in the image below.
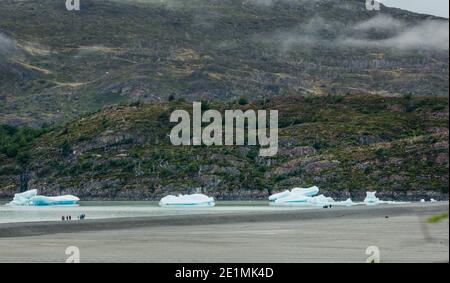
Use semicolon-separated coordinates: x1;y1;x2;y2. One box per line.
255;16;344;51
343;18;449;51
353;15;406;32
114;0;200;10
122;0;316;9
0;33;17;63
259;14;449;52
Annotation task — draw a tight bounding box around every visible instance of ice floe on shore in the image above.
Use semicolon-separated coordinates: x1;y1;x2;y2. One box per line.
269;186;318;202
269;187;407;207
364;191;380;205
269;186;353;207
363;191;409;205
159;194;215;207
6;189;80;207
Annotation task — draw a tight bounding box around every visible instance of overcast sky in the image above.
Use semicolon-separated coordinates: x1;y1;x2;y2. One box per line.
381;0;449;18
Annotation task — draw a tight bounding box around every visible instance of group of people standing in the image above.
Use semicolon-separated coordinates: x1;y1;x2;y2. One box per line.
62;215;72;221
61;214;86;221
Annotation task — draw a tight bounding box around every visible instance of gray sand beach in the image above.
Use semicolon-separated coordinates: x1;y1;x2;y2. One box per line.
0;203;448;263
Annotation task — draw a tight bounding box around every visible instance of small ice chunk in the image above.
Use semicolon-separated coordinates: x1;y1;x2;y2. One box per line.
306;195;331;206
159;194;215;207
343;198;355;206
364;191;380;205
326;197;335;203
334;198;355;207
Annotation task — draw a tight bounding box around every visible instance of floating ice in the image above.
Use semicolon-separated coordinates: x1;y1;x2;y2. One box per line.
336;198;356;207
362;191;409;206
271;187;319;204
6;189;80;206
306;194;332;206
269;186;319;202
269;186;409;207
268;190;290;201
28;195;80;206
431;199;438;203
364;191;380;205
159;194;215;207
270;186;357;207
305;195;356;207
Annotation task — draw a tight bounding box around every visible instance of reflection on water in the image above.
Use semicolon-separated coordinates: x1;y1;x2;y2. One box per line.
0;201;309;224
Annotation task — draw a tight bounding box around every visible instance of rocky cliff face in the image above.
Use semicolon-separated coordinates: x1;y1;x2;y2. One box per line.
0;95;448;201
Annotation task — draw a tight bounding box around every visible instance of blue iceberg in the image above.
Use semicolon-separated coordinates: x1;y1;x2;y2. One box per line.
6;189;80;206
269;186;320;204
336;198;355;207
159;194;215;207
269;186;319;202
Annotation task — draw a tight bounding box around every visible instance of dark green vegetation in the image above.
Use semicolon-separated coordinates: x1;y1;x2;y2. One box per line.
0;125;43;159
0;0;448;126
0;94;448;200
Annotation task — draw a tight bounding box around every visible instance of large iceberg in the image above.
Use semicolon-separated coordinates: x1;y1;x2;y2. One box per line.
6;189;80;206
159;194;215;207
269;186;319;202
270;186;341;206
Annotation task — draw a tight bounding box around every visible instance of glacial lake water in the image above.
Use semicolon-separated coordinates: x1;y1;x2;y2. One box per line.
0;201;316;224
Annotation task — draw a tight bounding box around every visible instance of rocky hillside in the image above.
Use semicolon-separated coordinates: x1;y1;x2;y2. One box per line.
0;0;448;126
0;94;448;201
